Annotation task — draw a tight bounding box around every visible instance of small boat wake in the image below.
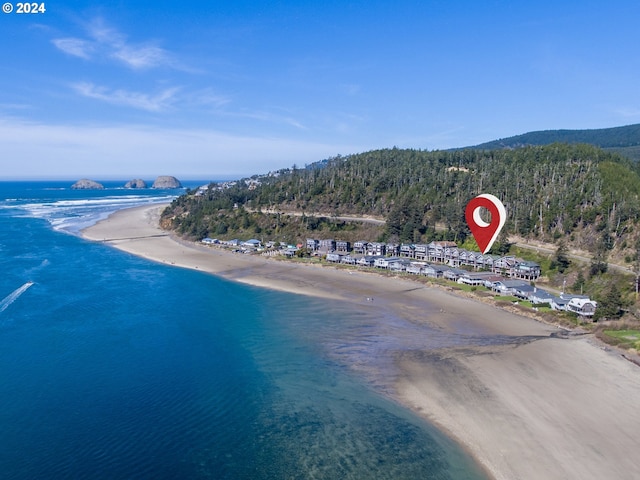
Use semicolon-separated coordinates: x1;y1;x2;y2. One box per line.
0;282;34;313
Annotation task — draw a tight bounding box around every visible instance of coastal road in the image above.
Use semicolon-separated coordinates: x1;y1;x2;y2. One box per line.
249;208;386;225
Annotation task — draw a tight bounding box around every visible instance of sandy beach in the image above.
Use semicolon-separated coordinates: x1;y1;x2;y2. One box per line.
82;204;640;480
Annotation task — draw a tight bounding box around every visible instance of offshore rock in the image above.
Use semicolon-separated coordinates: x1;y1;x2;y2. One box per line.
124;179;148;189
71;179;104;190
152;176;182;189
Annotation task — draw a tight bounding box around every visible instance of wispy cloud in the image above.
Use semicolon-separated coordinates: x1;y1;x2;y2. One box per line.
186;88;232;109
222;109;307;130
111;45;171;70
51;38;94;59
72;82;180;112
52;18;176;70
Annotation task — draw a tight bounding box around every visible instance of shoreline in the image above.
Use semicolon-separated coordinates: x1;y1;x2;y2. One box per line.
82;204;640;480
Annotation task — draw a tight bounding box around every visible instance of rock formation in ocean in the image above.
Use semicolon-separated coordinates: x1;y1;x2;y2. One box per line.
71;179;104;190
124;179;148;189
152;176;182;189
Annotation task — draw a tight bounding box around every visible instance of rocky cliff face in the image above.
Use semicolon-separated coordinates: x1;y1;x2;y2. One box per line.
152;176;182;189
124;179;148;189
71;179;104;190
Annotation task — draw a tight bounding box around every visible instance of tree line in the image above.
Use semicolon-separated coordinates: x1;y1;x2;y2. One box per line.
162;143;640;259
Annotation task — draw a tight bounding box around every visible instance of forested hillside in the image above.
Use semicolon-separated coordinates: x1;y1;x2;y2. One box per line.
468;123;640;161
162;143;640;261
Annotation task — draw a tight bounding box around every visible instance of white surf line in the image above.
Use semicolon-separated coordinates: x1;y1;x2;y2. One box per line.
0;282;34;313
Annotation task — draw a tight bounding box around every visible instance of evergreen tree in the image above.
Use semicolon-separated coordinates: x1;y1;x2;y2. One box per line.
594;283;623;321
552;240;571;273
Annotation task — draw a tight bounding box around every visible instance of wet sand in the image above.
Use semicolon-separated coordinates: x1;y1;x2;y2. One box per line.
82;204;640;480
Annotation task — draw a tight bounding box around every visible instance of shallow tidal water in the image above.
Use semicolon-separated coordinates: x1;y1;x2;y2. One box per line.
0;182;488;479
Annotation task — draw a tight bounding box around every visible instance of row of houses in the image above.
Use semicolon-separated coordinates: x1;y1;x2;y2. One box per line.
201;236;596;318
310;239;541;280
324;254;596;318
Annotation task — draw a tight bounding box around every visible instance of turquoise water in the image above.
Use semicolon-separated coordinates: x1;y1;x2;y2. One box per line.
0;182;488;479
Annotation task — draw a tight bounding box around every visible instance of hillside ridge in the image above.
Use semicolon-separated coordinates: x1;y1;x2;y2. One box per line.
465;123;640;160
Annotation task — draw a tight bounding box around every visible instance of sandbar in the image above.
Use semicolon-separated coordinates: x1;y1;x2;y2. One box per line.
82;204;640;480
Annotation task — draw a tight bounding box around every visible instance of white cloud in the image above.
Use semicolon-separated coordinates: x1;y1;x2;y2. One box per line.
52;18;176;70
51;38;94;59
188;88;232;109
222;109;307;130
0;117;366;179
111;45;170;70
72;82;180;112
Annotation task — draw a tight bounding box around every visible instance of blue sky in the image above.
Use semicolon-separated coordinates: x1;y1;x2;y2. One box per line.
2;1;640;179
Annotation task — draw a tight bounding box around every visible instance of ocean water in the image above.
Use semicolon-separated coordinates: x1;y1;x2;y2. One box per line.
0;182;488;479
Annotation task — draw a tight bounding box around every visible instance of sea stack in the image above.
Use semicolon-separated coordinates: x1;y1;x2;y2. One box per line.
152;176;182;189
124;179;148;189
71;179;104;190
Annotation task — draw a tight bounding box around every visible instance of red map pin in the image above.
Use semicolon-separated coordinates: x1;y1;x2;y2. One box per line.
465;194;506;254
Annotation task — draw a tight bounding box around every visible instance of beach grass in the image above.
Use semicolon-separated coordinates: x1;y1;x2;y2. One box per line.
494;295;519;302
603;329;640;349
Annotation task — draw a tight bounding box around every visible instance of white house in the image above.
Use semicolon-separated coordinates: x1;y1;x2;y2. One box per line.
325;253;344;263
243;239;261;248
374;257;403;269
566;297;597;318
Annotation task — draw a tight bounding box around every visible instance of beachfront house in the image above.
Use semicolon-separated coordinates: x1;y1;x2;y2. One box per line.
493;256;518;275
550;293;597;318
458;271;497;286
550;296;570;311
336;240;351;252
414;244;428;260
320;239;336;252
387;243;401;256
458;250;474;267
306;238;319;251
443;268;466;282
446;248;461;267
367;242;387;256
483;275;506;289
566;297;598;318
374;257;403;269
514;284;537;300
529;289;555;305
389;259;412;272
427;241;456;263
357;256;378;267
480;255;498;271
512;261;541;280
423;264;445;278
406;262;427;275
353;241;369;254
325;253;344;263
242;239;261;248
492;279;529;295
340;254;357;265
400;244;415;258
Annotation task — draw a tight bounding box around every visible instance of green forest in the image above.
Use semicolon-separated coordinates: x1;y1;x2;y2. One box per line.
163;143;640;260
469;122;640;161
